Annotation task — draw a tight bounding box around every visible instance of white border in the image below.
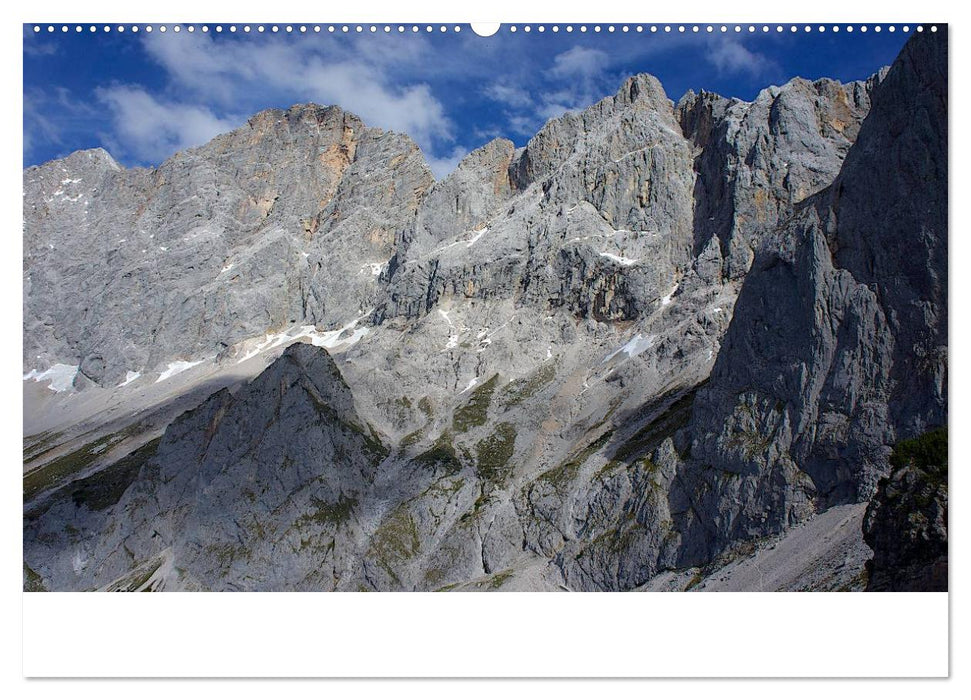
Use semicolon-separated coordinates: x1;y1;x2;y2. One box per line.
24;592;948;677
5;0;963;688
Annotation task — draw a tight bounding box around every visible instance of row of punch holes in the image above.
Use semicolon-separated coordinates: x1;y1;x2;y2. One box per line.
32;24;940;35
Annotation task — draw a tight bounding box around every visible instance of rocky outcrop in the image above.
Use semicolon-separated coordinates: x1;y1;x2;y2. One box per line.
863;429;948;591
378;74;697;325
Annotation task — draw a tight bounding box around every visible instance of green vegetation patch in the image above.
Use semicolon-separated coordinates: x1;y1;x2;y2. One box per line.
728;430;772;461
371;505;421;564
487;569;515;590
23;429;66;463
296;493;358;529
582;519;646;559
400;428;425;449
343;420;390;461
501;362;557;407
539;429;615;492
24;563;46;592
68;438;161;512
414;431;463;474
612;387;698;463
890;427;948;476
460;488;495;525
452;374;499;433
24;429;134;502
102;552;169;592
475;422;517;485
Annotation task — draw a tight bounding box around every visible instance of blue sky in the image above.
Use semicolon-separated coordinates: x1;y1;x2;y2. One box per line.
23;24;911;178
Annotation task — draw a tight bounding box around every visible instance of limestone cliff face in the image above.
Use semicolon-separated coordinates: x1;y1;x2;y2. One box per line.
23;105;433;386
23;31;946;592
677;72;883;282
378;74;697;326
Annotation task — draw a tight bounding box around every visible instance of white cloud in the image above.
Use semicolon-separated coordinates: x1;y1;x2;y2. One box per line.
139;32;454;157
487;46;618;139
95;86;243;162
484;83;533;109
706;39;774;77
24;87;98;160
548;46;609;79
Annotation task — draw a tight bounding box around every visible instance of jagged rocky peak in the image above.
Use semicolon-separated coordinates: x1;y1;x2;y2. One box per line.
375;69;699;326
676;70;884;281
25;146;123;176
675;88;733;148
510;72;682;191
24;342;389;591
401;137;517;256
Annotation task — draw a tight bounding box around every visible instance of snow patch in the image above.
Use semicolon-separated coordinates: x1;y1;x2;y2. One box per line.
72;548;88;575
460;377;479;394
23;364;78;392
599;252;639;266
156;359;205;383
360;262;386;276
238;332;292;363
221;263;234;273
238;315;371;364
438;309;461;350
466;227;488;247
118;371;141;387
295;318;370;351
428;239;466;257
660;284;679;306
603;334;655;363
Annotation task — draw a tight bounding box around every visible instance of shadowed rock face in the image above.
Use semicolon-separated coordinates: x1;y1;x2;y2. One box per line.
673;28;947;567
23;31;947;591
24;344;391;591
863;428;947;592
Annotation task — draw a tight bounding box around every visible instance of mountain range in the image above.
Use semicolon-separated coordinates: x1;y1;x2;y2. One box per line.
23;29;947;592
